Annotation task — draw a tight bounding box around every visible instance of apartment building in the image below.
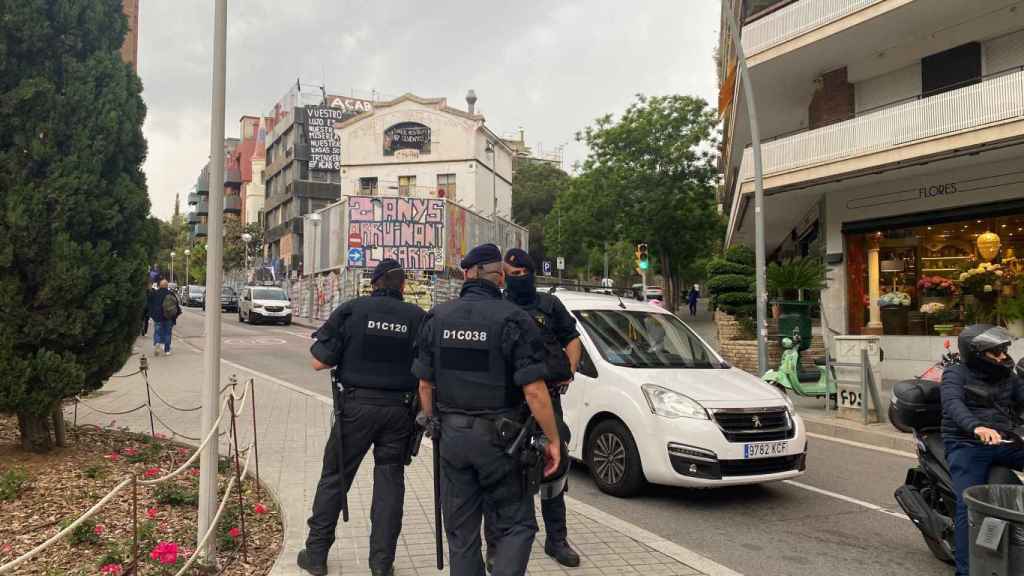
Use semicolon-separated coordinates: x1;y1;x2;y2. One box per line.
720;0;1024;373
187;138;242;240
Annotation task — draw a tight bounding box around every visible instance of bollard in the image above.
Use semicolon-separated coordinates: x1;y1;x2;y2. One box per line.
140;355;156;438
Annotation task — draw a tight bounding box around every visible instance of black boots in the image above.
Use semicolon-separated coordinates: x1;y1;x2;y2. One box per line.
545;539;581;568
297;549;328;576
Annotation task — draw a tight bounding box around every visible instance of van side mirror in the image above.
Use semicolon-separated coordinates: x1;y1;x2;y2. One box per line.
577;348;599;379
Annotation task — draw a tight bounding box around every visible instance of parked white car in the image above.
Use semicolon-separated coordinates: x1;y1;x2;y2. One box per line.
554;291;806;496
238;285;292;325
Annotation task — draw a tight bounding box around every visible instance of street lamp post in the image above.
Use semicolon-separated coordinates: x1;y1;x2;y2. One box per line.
307;213;321;319
184;249;191;287
241;233;252;282
169;251;176;285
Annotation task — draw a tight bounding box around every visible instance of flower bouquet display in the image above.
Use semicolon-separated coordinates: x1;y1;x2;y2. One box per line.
879;291;911;334
917;275;958;298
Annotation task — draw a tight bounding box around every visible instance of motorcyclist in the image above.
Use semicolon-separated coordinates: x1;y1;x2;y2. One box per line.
941;324;1024;576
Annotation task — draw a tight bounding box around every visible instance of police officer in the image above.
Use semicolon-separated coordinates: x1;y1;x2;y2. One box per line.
297;259;426;576
413;243;562;576
483;248;581;570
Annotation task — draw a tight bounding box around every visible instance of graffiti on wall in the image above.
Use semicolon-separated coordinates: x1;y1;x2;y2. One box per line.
347;197;445;270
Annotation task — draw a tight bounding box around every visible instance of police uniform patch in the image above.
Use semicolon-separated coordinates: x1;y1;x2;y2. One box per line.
534;313;547;328
439;321;491;372
363;315;412;363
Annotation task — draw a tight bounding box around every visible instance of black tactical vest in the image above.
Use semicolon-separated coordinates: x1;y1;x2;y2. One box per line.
432;298;521;414
523;294;573;385
338;294;423;392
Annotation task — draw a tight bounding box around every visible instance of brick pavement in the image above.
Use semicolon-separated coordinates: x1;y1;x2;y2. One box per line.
65;334;734;576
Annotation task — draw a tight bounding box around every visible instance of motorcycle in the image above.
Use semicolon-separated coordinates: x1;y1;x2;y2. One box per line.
890;342;1023;564
762;328;837;400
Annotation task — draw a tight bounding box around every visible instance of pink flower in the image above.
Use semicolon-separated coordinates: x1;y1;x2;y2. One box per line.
121;447;139;457
253;503;268;515
189;467;200;477
150;541;179;565
176;447;191;456
143;467;161;479
94;524;105;536
228;527;241;539
1;543;12;555
105;452;120;462
146;507;158;520
100;564;123;575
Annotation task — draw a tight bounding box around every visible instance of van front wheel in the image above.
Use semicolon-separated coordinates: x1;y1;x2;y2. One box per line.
585;419;644;497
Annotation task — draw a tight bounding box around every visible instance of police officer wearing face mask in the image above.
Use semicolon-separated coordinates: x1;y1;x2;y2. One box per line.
413;243;562;576
297;259;426;576
481;248;582;570
941;324;1024;576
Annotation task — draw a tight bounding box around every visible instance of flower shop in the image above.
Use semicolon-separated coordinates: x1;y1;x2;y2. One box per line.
844;212;1024;337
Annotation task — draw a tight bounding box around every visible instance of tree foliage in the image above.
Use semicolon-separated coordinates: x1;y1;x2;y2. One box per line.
547;94;723;308
0;0;151;451
511;161;570;266
706;245;755;317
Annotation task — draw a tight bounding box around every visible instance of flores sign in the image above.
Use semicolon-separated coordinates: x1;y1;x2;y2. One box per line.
384;122;431;156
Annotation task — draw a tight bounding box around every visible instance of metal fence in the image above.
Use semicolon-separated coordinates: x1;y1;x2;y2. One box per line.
741;0;884;56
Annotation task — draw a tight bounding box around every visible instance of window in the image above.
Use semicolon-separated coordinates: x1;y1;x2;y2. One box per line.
574;310;717;369
359;177;379;196
437;174;456;201
398;175;415;197
922;42;981;97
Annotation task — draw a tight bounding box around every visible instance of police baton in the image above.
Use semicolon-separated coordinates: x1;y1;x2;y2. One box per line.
330;370;349;523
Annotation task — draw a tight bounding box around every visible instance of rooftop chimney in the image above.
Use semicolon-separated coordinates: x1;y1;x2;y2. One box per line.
466;89;478;114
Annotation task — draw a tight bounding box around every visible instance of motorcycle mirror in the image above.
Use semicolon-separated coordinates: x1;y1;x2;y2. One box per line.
944;339;951;350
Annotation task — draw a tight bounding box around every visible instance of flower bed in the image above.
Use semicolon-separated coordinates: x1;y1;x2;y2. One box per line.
0;415;282;575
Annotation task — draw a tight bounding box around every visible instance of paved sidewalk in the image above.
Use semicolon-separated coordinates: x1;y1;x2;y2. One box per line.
65;335;733;576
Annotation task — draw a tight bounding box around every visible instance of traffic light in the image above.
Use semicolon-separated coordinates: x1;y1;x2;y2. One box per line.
637;243;649;271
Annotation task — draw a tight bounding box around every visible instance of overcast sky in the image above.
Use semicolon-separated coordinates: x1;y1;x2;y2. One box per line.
139;1;720;220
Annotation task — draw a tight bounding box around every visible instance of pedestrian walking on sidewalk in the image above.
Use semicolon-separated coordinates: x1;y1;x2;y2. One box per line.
142;282;156;336
298;259;426;576
687;285;700;317
480;248;582;570
414;243;561;576
147;279;179;356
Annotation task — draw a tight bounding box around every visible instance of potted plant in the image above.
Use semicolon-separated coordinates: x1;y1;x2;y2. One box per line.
996;295;1024;338
879;291;911;334
960;262;1010;324
917;275;957;306
921;302;955;335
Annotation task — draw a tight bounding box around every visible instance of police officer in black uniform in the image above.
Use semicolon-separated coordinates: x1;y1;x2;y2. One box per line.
297;259;426;576
483;248;582;570
413;243;562;576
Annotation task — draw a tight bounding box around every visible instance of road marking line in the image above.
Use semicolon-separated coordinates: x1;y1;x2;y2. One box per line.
783;479;908;521
806;432;917;459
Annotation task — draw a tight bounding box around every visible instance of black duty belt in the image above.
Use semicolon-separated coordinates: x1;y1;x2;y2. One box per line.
343;387;415;407
440;411;524;448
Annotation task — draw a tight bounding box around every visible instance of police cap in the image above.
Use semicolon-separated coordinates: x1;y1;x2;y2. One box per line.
460;243;502;270
504;248;534;272
372;258;404;283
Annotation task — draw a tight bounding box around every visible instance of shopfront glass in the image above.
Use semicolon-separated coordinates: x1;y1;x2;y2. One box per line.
845;213;1024;336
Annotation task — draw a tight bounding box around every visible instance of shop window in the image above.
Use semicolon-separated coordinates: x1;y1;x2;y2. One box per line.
922;42;981;97
437;174;456;201
398;175;415;197
359;177;379;196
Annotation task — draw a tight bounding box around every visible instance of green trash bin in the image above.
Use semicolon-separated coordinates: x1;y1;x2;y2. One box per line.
778;309;811;352
964;484;1024;575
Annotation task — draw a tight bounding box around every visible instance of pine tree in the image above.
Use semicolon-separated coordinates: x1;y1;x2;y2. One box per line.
0;0;152;451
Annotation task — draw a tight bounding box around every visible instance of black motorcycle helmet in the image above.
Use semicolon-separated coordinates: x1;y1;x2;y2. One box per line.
958;323;1015;379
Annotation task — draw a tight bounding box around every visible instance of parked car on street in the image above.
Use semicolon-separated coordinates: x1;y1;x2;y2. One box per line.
553;290;806;497
204;286;238;312
182;285;206;307
238;285;292;325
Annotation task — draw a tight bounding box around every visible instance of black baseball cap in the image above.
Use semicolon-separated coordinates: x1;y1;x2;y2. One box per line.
460;243;502;270
371;259;404;283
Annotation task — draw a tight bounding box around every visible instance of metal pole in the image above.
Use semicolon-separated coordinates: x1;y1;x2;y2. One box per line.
723;6;769;375
492;153;498;246
249;378;261;500
642;271;647;302
198;0;227;561
603;240;609;282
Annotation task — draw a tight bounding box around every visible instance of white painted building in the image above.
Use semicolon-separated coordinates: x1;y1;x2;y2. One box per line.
334;93;514;221
719;1;1024;377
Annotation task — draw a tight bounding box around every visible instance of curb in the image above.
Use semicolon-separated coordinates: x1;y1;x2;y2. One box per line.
801;413;916;453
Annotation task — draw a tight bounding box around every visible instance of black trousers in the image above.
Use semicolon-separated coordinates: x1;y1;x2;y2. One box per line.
440;415;538;576
484;394;570;550
306;398;413;568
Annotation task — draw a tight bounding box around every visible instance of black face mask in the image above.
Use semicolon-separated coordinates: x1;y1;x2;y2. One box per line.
969;352;1015;381
505;272;536;305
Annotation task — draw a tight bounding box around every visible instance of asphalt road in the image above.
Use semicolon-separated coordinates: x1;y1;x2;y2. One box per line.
171;307;951;576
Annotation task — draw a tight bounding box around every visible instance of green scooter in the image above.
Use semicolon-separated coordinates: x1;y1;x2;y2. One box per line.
762;328;837;399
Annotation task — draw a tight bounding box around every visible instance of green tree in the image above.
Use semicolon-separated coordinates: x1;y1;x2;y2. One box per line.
0;0;151;451
511;161;570;265
549;94;723;309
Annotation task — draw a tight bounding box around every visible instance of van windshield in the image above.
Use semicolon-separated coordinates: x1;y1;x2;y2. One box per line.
575;310;717;369
253;288;288;301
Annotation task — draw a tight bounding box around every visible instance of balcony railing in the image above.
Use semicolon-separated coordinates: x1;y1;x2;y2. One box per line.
742;0;884;56
193;224;208;238
737;68;1024;184
224;195;242;213
195;199;209;215
187;193;200;205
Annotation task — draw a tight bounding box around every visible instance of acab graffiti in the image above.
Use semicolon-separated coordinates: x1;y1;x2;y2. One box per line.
348;197;445;270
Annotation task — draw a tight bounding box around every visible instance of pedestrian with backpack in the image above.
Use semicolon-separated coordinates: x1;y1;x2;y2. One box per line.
148;279;181;356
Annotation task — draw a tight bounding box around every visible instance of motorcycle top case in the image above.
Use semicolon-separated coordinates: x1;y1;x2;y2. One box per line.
890;378;942;432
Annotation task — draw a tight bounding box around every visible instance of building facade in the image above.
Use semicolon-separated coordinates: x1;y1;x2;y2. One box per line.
233;116;269;226
335;93;514;222
261;85;372;277
719;0;1024;376
188;138;242;240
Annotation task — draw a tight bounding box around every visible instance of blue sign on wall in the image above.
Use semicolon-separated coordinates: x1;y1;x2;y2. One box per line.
347;247;365;267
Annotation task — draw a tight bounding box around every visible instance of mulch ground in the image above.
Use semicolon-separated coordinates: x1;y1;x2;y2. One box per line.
0;414;282;575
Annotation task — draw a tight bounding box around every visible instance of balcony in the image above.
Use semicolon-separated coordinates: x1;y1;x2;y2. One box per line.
742;0;885;57
224;195;242;213
735;68;1024;189
188;193;201;205
193;224;208;238
186;213;200;224
195;199;209;215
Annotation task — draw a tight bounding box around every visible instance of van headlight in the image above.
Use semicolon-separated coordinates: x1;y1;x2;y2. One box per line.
641;384;709;420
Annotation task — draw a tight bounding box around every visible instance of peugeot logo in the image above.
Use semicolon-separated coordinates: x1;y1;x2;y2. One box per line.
751;415;762;429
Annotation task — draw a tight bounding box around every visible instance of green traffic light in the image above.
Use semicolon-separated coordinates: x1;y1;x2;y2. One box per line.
639;260;649;270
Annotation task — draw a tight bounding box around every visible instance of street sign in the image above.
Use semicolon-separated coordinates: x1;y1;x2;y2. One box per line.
557;257;565;271
348;232;362;248
543;261;552;276
347;247;364;267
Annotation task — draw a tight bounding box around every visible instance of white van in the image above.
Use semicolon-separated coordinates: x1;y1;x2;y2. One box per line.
555;291;806;497
238;285;292;325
